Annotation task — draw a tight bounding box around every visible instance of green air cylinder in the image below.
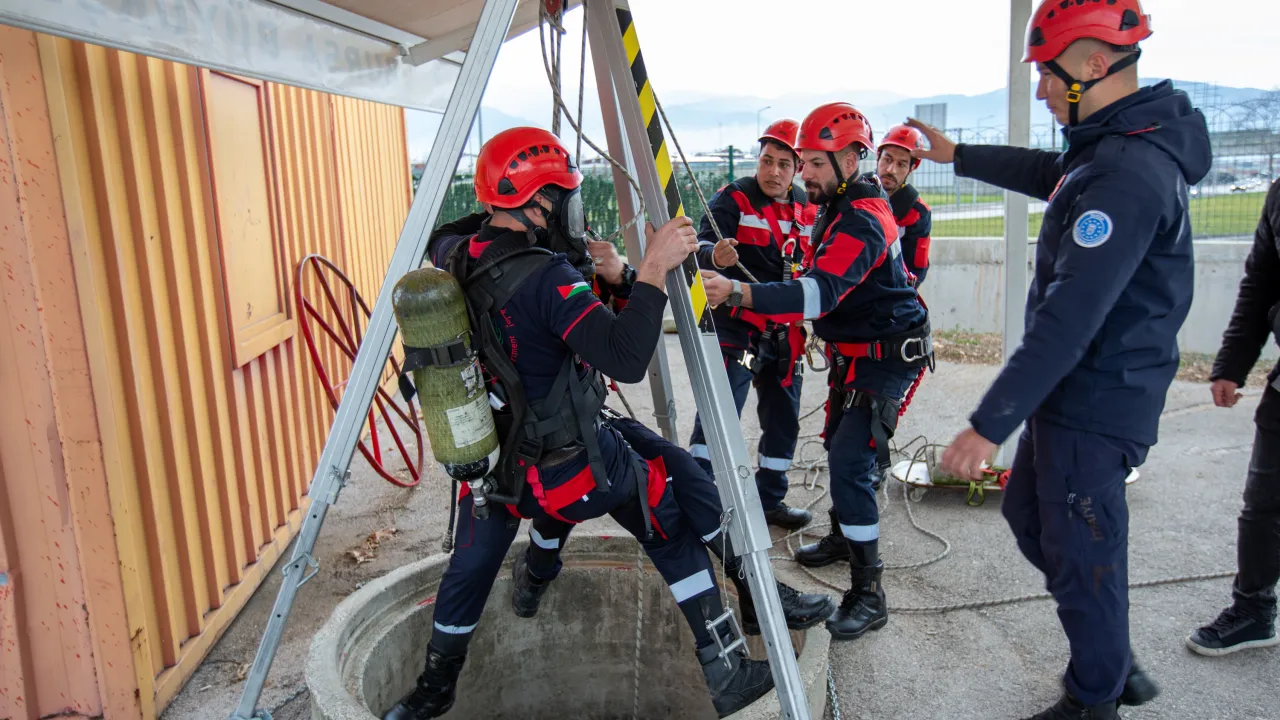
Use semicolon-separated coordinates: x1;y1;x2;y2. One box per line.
393;267;498;482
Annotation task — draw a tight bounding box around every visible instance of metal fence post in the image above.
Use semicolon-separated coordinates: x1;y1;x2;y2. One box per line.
997;0;1034;468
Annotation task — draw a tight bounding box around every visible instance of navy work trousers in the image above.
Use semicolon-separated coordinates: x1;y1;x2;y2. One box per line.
1002;415;1147;706
689;353;803;511
431;423;722;655
823;365;918;543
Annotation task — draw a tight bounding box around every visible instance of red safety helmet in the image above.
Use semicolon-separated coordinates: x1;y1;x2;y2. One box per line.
1023;0;1152;64
474;127;582;208
758;118;800;156
877;124;925;170
796;102;874;155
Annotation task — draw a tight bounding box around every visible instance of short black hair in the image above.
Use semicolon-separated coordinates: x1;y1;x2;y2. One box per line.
759;138;797;161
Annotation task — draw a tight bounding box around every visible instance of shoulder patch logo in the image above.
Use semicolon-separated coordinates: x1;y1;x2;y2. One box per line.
557;281;590;299
1073;210;1113;248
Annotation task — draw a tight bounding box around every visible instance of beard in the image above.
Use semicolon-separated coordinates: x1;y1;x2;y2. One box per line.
805;177;837;205
879;173;901;192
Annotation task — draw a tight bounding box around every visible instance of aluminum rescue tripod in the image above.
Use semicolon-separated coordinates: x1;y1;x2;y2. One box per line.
232;1;811;718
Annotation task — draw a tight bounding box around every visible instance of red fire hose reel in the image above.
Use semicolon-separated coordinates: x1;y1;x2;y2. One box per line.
295;254;424;487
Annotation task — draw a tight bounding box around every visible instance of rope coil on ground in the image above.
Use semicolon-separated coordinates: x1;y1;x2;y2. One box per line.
750;431;1235;613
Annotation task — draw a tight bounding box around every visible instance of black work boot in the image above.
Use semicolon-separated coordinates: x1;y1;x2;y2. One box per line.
383;646;467;720
1119;652;1159;706
826;540;887;641
510;552;551;619
794;508;851;567
708;534;836;634
764;502;812;530
739;581;837;635
1020;693;1120;720
699;645;774;717
696;611;775;719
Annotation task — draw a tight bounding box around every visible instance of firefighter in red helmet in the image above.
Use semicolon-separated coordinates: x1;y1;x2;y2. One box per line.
907;1;1212;717
876;125;933;286
385;127;835;719
688;118;819;531
703;102;933;642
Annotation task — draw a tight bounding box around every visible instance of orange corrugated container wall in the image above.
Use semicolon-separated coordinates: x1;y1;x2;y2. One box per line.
0;26;411;719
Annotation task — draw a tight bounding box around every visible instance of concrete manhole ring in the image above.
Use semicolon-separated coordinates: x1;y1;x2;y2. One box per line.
307;535;829;719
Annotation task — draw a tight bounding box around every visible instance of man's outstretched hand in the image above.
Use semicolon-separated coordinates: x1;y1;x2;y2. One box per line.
905;117;957;165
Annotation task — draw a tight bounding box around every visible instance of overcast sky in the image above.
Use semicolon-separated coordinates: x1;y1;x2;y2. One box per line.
492;0;1277;108
407;0;1280;158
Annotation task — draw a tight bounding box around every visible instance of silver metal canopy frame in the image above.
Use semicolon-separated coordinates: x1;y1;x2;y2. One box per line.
997;0;1034;468
229;0;521;716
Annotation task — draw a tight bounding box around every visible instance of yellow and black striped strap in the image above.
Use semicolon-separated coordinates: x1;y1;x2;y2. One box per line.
616;7;713;333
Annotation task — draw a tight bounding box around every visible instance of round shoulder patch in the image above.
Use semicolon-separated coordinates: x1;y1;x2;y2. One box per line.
1073;210;1113;248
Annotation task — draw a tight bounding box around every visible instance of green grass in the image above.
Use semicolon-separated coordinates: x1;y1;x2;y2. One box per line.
930;191;1266;239
1188;192;1266;238
931;213;1045;238
920;191;1004;207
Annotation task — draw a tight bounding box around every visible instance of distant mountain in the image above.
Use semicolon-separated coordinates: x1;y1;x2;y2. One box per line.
860;78;1273;135
406;79;1275;162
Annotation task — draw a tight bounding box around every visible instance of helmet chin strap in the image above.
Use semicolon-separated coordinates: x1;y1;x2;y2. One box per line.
1045;49;1141;126
826;152;847;196
503;199;549;232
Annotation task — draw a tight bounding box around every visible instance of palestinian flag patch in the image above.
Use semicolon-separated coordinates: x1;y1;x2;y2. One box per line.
557;281;590;299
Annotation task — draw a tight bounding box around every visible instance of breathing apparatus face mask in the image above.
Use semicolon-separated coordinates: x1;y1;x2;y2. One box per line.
534;185;593;281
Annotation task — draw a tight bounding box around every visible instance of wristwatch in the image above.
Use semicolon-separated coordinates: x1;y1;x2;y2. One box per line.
727;279;743;308
619;262;637;287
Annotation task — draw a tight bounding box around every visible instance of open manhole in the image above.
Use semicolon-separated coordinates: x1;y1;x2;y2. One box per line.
308;535;829;719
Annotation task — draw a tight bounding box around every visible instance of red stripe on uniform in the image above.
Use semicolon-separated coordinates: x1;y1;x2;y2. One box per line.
644;456;669;540
914;236;931;269
561;301;603;339
539;464;599;514
815;230;867;276
734;225;773;247
850;198;897;244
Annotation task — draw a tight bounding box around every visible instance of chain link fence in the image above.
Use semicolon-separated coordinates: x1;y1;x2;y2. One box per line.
418;89;1278;247
426;165;738;253
909;92;1280;240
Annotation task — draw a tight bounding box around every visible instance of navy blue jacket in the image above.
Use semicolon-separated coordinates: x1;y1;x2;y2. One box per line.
750;176;926;345
957;81;1211;446
694;177;814;351
887;185;933;286
426;218;665;519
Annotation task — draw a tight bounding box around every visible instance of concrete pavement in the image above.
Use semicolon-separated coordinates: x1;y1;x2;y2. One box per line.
166;338;1279;720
